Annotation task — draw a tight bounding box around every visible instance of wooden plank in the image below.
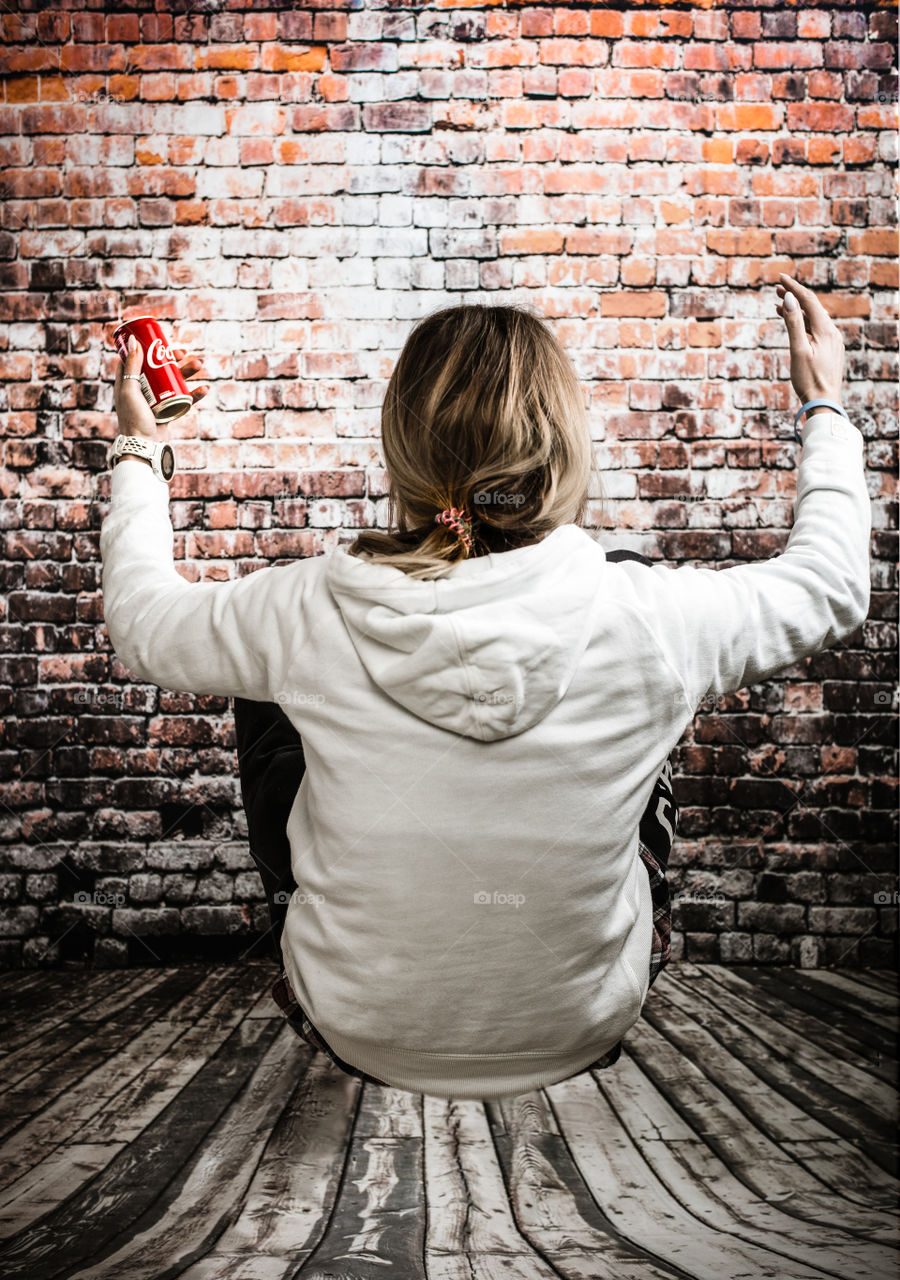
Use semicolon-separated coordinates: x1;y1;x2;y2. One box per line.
546;1071;830;1280
664;967;898;1179
673;966;897;1121
722;962;896;1064
0;970;76;1019
847;971;899;996
491;1090;689;1280
0;1014;286;1277
0;966;200;1145
0;970;46;996
799;970;898;1018
177;1051;362;1276
296;1083;430;1280
633;991;899;1236
709;965;896;1076
422;1095;561;1280
0;969;172;1090
426;1255;568;1280
78;966;274;1144
0;966;258;1190
0;1145;129;1244
0;970;109;1041
0;968;269;1236
0;969;148;1058
59;1023;308;1280
601;1045;896;1279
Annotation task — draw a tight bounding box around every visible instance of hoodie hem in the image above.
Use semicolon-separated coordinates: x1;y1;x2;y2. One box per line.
316;1029;627;1099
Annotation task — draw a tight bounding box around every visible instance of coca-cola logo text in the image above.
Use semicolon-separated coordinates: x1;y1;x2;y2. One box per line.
146;337;175;368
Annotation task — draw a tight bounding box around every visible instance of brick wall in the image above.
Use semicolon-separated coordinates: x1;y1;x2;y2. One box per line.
0;2;897;970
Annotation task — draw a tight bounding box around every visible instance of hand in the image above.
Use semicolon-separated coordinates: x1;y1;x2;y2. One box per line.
774;273;845;410
113;334;211;440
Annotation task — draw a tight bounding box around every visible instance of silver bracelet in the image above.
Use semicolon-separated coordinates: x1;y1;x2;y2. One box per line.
122;374;142;381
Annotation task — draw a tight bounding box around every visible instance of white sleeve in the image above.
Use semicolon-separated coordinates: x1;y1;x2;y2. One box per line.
627;411;872;711
100;459;308;700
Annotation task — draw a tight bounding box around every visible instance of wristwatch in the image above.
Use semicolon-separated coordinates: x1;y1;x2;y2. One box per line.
108;434;176;483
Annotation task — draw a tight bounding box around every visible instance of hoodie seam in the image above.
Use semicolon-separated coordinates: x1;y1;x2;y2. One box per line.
443;609;482;732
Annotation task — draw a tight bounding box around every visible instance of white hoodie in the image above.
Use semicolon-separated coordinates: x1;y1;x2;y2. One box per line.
100;410;871;1098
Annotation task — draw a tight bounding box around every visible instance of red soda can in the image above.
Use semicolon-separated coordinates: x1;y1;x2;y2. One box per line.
113;315;193;423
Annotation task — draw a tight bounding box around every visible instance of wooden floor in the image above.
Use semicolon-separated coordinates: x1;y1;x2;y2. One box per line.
0;963;896;1280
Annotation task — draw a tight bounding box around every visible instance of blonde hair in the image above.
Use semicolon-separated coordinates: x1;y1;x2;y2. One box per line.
348;303;606;581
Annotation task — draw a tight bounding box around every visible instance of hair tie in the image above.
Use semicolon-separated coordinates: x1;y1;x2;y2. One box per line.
435;505;475;553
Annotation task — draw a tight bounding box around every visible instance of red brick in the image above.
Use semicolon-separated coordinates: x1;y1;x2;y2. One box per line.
106;14;140;42
244;14;277;42
259;45;327;73
600;291;667;317
848;229;899;257
521;9;552;38
752;42;823;69
786;102;856;132
707;229;773;255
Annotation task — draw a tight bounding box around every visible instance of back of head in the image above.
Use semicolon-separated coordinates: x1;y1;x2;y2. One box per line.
347;303;600;580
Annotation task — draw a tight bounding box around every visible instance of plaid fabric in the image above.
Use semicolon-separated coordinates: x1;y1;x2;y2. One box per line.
582;836;672;1071
270;972;390;1086
272;760;676;1087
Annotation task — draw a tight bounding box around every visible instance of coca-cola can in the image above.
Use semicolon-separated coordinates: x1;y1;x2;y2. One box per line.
113;315;193;423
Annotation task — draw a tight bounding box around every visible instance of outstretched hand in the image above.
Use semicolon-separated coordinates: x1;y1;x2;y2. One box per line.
774;272;844;410
113;335;211;439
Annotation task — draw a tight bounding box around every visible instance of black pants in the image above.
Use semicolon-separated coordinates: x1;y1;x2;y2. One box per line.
233;696;307;960
233;548;677;962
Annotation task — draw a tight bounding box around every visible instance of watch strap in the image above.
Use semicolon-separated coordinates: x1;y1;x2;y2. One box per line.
109;434;175;484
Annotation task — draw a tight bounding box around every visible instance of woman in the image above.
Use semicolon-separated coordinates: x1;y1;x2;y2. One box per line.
102;274;868;1098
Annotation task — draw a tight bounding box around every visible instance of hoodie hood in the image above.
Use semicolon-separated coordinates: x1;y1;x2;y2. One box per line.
324;524;605;742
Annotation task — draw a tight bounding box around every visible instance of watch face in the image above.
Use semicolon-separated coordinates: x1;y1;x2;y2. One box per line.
160;444;175;481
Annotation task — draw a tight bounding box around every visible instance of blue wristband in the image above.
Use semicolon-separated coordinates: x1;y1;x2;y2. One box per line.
793;398;850;444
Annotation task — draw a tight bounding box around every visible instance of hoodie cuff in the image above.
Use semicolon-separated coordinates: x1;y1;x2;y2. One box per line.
110;454;171;506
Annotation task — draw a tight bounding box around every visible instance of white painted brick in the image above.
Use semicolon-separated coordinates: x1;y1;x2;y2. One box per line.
270;258;311;290
375;258;412;289
377;195;413;226
412;199;449;228
341;196;380;226
411;257;445;289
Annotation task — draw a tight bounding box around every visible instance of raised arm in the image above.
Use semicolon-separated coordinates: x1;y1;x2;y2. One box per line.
621;273;871;712
100;331;306;699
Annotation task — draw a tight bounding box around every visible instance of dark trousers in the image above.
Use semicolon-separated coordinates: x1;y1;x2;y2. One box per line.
233;696;307;961
233;547;678;963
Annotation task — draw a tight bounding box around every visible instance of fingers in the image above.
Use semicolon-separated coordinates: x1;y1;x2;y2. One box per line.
114;334;144;403
779;282;810;355
172;347;209;381
125;332;144;372
777;272;833;339
116;332;144;377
